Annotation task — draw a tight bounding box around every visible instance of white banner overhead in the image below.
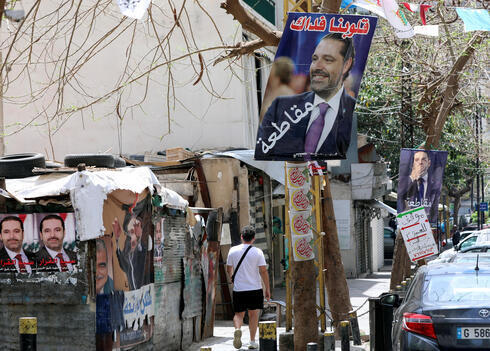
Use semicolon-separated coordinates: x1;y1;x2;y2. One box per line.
117;0;151;20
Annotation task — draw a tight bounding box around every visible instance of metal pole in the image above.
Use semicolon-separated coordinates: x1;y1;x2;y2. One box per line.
259;321;277;351
314;174;326;332
284;162;293;331
19;317;37;351
476;109;481;230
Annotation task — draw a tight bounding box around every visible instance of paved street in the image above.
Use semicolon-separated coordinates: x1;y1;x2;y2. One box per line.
190;266;391;350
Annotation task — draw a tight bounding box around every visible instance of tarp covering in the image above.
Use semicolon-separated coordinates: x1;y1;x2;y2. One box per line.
5;167;187;241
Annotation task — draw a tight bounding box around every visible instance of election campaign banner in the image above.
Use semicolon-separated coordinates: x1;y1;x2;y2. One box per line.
255;13;377;161
396;206;438;262
397;149;448;225
0;213;78;274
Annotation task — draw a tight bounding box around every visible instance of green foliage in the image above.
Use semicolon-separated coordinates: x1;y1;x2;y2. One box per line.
356;8;487;196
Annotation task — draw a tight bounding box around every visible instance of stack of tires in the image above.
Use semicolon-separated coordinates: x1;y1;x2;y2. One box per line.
0;153;126;179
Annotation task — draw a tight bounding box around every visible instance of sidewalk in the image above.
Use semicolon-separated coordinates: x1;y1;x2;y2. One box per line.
190;266;392;351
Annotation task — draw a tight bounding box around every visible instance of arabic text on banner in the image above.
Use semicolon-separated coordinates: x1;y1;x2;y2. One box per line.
397;207;438;262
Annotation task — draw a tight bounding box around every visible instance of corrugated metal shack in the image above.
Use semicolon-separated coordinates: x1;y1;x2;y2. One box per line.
0;166;216;351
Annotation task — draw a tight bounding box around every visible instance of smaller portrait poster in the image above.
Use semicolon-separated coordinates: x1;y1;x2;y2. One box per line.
0;213;78;274
289;210;313;236
291;234;314;261
286;163;311;189
255;13;377;161
397;149;448;225
153;217;164;267
397;206;438;262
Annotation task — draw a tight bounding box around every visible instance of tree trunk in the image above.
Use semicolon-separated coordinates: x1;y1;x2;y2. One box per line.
293;260;318;350
322;175;352;330
390;230;411;290
453;196;461;228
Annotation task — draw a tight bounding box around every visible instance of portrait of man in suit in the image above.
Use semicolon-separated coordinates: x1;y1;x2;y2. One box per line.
96;238;114;294
255;33;356;161
113;215;148;290
0;216;35;274
397;149;448;224
35;214;77;272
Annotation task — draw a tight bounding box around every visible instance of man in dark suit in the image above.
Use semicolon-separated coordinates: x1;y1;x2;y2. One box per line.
255;32;356;161
398;150;439;223
0;216;35;273
113;215;148;290
35;214;77;272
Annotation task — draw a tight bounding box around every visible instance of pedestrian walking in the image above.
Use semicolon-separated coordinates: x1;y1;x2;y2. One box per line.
451;225;460;246
226;226;271;349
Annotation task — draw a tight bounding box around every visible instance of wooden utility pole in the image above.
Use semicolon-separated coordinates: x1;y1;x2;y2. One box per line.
285;163;318;350
292;257;318;350
321;174;352;329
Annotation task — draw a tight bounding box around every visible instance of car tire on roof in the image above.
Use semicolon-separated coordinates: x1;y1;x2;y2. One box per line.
0;153;46;178
114;156;126;168
64;154;115;168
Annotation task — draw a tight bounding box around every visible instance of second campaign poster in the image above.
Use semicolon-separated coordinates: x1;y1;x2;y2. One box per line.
397;149;448;225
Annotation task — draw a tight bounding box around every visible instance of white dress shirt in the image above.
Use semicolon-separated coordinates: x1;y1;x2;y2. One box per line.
45;246;74;272
5;247;32;274
306;87;343;153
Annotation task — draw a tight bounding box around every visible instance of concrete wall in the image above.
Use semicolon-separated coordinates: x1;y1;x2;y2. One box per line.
330;179;358;278
153;282;182;350
0;242;94;351
1;1;256;159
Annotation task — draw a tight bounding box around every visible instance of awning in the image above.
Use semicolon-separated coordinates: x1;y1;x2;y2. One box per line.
370;199;397;215
208;149;285;185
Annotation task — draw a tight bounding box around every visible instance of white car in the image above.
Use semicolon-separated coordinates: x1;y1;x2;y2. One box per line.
428;233;480;265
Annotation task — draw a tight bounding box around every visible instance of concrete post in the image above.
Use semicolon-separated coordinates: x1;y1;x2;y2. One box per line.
259;321;277;351
340;320;350;351
19;317;37;351
323;329;335;351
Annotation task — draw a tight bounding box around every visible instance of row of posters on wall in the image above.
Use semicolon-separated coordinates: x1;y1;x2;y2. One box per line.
253;13;449;262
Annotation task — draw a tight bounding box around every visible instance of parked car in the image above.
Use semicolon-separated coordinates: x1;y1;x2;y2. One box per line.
451;252;490;264
384;227;396;259
460;230;476;241
429;233;480;265
382;262;490;350
460;243;490;253
475;229;490;244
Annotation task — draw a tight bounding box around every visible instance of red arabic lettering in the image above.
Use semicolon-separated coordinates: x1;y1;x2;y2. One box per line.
328;17;370;38
293;214;310;235
296;237;313;258
290;15;327;32
292;190;310;210
289;168;306;187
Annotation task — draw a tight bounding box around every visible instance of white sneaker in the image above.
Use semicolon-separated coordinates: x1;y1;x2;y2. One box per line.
248;340;258;349
233;329;242;349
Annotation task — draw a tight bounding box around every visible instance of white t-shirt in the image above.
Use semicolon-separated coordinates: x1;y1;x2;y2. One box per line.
226;244;266;292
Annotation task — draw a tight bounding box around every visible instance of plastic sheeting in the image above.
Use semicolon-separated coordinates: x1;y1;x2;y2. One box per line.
5;167;187;241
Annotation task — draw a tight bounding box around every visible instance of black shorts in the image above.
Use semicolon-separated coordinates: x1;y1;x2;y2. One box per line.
233;289;264;312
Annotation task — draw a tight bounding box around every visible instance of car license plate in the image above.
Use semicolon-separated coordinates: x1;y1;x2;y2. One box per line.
457;327;490;339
